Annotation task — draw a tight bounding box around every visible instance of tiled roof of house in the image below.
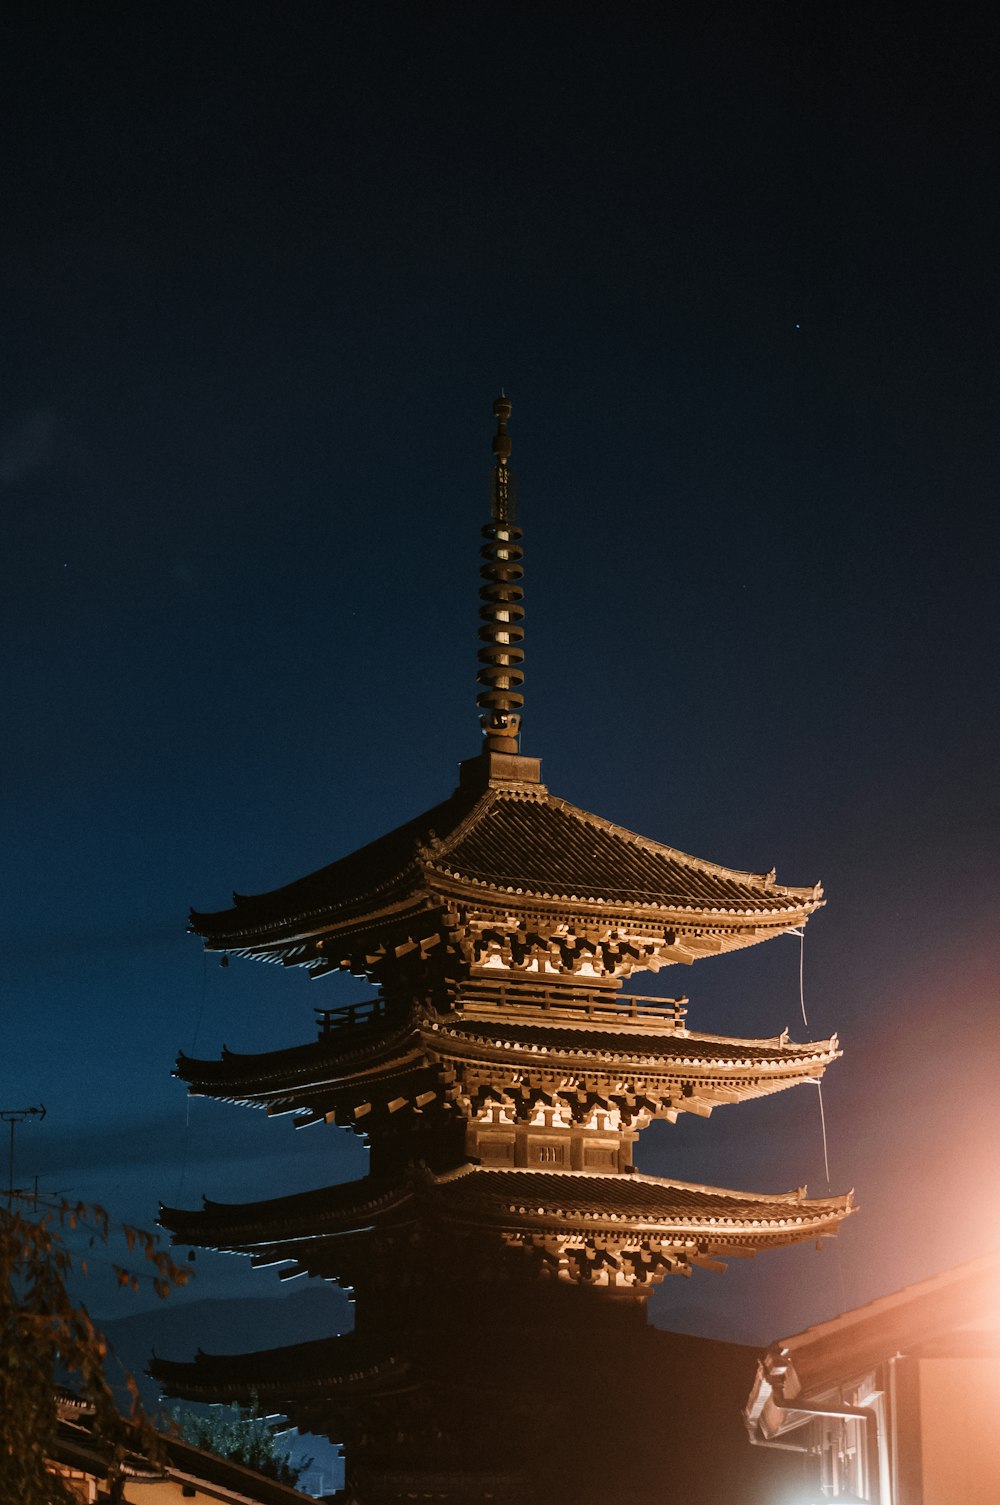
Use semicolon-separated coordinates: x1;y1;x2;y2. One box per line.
753;1250;1000;1410
50;1396;318;1505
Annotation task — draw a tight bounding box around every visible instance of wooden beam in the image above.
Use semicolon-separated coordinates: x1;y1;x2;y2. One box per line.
683;935;724;954
699;1085;743;1104
661;946;695;966
689;1254;728;1273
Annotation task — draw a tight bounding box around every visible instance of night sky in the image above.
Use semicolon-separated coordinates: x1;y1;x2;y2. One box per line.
4;1;998;1357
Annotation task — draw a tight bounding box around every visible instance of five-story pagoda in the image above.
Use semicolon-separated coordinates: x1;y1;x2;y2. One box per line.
156;397;852;1503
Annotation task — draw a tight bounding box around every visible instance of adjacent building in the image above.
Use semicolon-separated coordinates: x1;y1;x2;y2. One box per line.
744;1251;1000;1503
48;1391;315;1505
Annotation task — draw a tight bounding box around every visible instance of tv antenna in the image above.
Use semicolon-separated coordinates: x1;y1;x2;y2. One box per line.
2;1104;46;1205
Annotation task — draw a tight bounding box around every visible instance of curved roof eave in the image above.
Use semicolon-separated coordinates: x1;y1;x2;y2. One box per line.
188;780;823;949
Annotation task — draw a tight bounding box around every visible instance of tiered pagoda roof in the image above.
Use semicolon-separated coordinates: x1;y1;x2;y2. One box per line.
151;1323;810;1505
162;1166;851;1277
191;771;823;978
152;1330;407;1409
176;995;840;1132
158;397;853;1498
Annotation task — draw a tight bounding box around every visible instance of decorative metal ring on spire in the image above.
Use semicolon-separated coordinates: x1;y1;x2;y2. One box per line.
477;395;524;754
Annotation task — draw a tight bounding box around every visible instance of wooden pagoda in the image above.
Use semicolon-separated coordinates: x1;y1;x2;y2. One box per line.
155;397;852;1503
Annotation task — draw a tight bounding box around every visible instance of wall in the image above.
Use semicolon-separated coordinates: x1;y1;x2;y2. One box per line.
917;1356;1000;1505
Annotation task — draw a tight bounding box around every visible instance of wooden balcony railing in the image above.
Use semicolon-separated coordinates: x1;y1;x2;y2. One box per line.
457;980;688;1027
314;984;689;1037
314;998;387;1037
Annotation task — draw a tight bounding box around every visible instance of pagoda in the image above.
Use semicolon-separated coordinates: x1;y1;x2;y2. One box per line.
156;397;852;1503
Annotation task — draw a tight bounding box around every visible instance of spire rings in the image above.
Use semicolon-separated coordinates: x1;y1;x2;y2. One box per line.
478;395;524;753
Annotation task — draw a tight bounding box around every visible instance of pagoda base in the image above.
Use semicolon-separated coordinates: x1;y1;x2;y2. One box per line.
458;749;542;788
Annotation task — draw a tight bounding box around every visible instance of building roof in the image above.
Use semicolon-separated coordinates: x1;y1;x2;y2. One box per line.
151;1323;807;1505
439;1166;853;1241
190;764;822;965
176;1017;424;1099
744;1250;1000;1443
175;1010;837;1104
437;1013;838;1071
49;1395;316;1505
173;1008;839;1136
151;1329;405;1407
161;1165;853;1256
160;1173;414;1245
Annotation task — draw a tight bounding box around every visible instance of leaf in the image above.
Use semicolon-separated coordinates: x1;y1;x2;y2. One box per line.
2;1193;179;1499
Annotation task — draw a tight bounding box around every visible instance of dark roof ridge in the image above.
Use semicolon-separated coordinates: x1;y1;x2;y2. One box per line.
191;779;483;928
152;1325;392;1376
418;783;503;862
159;1172;405;1230
176;1017;416;1078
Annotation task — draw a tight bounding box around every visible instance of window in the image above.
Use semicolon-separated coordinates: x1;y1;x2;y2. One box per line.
534;1142;565;1165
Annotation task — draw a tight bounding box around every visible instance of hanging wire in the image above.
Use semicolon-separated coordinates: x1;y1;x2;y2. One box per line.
189;945;211;1057
813;1077;832;1186
788;924;847;1312
174;948;210;1204
788;925;809;1028
783;921;831;1179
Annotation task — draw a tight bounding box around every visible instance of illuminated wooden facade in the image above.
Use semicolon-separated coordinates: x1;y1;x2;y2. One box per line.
744;1253;1000;1503
156;398;852;1502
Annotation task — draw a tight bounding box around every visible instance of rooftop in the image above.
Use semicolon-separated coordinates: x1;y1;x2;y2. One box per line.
191;772;822;961
745;1251;1000;1446
161;1166;853;1251
189;398;823;976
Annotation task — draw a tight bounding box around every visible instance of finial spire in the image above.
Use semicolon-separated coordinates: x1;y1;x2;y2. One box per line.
476;395;524;754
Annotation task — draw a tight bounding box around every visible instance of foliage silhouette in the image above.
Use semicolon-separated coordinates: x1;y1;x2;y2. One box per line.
172;1397;310;1487
0;1195;188;1504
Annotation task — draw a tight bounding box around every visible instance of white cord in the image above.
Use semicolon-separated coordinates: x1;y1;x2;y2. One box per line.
788;925;831;1185
813;1079;831;1186
787;924;847;1311
175;950;209;1203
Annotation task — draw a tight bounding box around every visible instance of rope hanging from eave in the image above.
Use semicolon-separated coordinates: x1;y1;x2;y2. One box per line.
174;947;211;1205
788;925;830;1185
788;923;849;1314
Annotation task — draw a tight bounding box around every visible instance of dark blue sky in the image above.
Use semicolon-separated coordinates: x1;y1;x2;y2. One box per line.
3;3;998;1344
